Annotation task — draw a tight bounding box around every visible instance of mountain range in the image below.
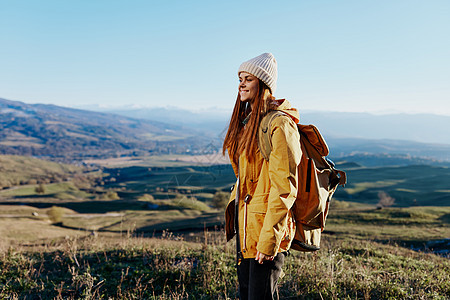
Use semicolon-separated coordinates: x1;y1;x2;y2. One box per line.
1;97;450;164
81;104;450;163
82;105;450;145
0;98;211;161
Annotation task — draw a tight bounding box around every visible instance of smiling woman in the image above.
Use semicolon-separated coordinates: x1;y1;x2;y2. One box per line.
238;73;259;102
223;53;302;300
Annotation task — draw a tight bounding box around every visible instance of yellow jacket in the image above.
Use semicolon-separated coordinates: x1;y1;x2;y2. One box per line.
225;99;302;258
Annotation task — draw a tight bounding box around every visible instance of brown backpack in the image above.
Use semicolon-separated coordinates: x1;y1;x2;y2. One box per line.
258;111;347;252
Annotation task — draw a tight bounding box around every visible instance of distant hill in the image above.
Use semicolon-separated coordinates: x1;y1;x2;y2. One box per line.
80;105;231;138
84;105;450;163
0;98;212;161
83;105;450;144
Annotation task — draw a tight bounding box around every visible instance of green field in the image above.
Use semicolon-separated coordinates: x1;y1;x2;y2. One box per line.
1;161;449;239
334;163;450;206
1;155;449;298
3;156;449;209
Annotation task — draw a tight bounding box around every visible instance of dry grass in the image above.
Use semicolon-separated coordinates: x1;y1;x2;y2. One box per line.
0;229;448;299
0;218;80;246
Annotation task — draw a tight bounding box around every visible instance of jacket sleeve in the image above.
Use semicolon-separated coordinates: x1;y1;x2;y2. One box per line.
256;116;301;256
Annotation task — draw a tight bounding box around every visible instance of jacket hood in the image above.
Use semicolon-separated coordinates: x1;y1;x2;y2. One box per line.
270;99;299;123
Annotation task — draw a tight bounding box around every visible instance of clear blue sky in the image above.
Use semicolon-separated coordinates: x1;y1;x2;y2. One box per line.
1;0;449;115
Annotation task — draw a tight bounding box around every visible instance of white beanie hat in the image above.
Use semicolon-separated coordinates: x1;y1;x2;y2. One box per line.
238;52;278;94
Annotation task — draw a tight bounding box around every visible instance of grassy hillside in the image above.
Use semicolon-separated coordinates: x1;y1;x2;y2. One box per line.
0;155;121;206
327;203;450;252
334;164;450;206
0;214;448;299
0;155;92;189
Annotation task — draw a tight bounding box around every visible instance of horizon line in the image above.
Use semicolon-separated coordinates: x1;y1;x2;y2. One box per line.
1;96;450;117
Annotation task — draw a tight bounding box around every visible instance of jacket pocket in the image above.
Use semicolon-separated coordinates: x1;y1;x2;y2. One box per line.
247;192;269;212
245;193;269;248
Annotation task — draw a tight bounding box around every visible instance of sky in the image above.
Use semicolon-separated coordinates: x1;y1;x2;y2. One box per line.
0;0;449;115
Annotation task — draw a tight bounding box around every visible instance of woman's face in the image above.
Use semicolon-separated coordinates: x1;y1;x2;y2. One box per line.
239;72;259;103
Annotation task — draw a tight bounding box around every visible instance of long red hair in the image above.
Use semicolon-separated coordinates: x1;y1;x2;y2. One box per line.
222;80;274;165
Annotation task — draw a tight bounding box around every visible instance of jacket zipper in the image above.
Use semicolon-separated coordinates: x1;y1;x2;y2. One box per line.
243;194;251;251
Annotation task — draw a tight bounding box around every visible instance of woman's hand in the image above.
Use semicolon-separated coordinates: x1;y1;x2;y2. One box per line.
255;251;275;264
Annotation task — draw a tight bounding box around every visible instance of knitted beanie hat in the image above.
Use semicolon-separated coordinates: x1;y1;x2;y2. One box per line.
238;52;278;94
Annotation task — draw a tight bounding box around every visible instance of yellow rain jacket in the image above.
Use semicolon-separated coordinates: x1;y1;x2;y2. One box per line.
225;99;302;258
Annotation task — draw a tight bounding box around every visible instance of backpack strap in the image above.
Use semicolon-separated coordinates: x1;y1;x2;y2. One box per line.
258;111;347;187
258;111;287;161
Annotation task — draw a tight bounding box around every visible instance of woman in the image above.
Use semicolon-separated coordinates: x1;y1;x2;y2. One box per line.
223;53;302;300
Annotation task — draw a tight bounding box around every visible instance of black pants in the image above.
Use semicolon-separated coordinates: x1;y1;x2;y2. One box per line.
237;252;285;300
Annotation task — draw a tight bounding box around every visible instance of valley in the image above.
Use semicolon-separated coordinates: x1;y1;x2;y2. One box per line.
0;156;448;298
0;98;449;298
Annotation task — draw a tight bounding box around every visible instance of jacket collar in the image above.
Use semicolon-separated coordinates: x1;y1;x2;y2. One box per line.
270;99;300;123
